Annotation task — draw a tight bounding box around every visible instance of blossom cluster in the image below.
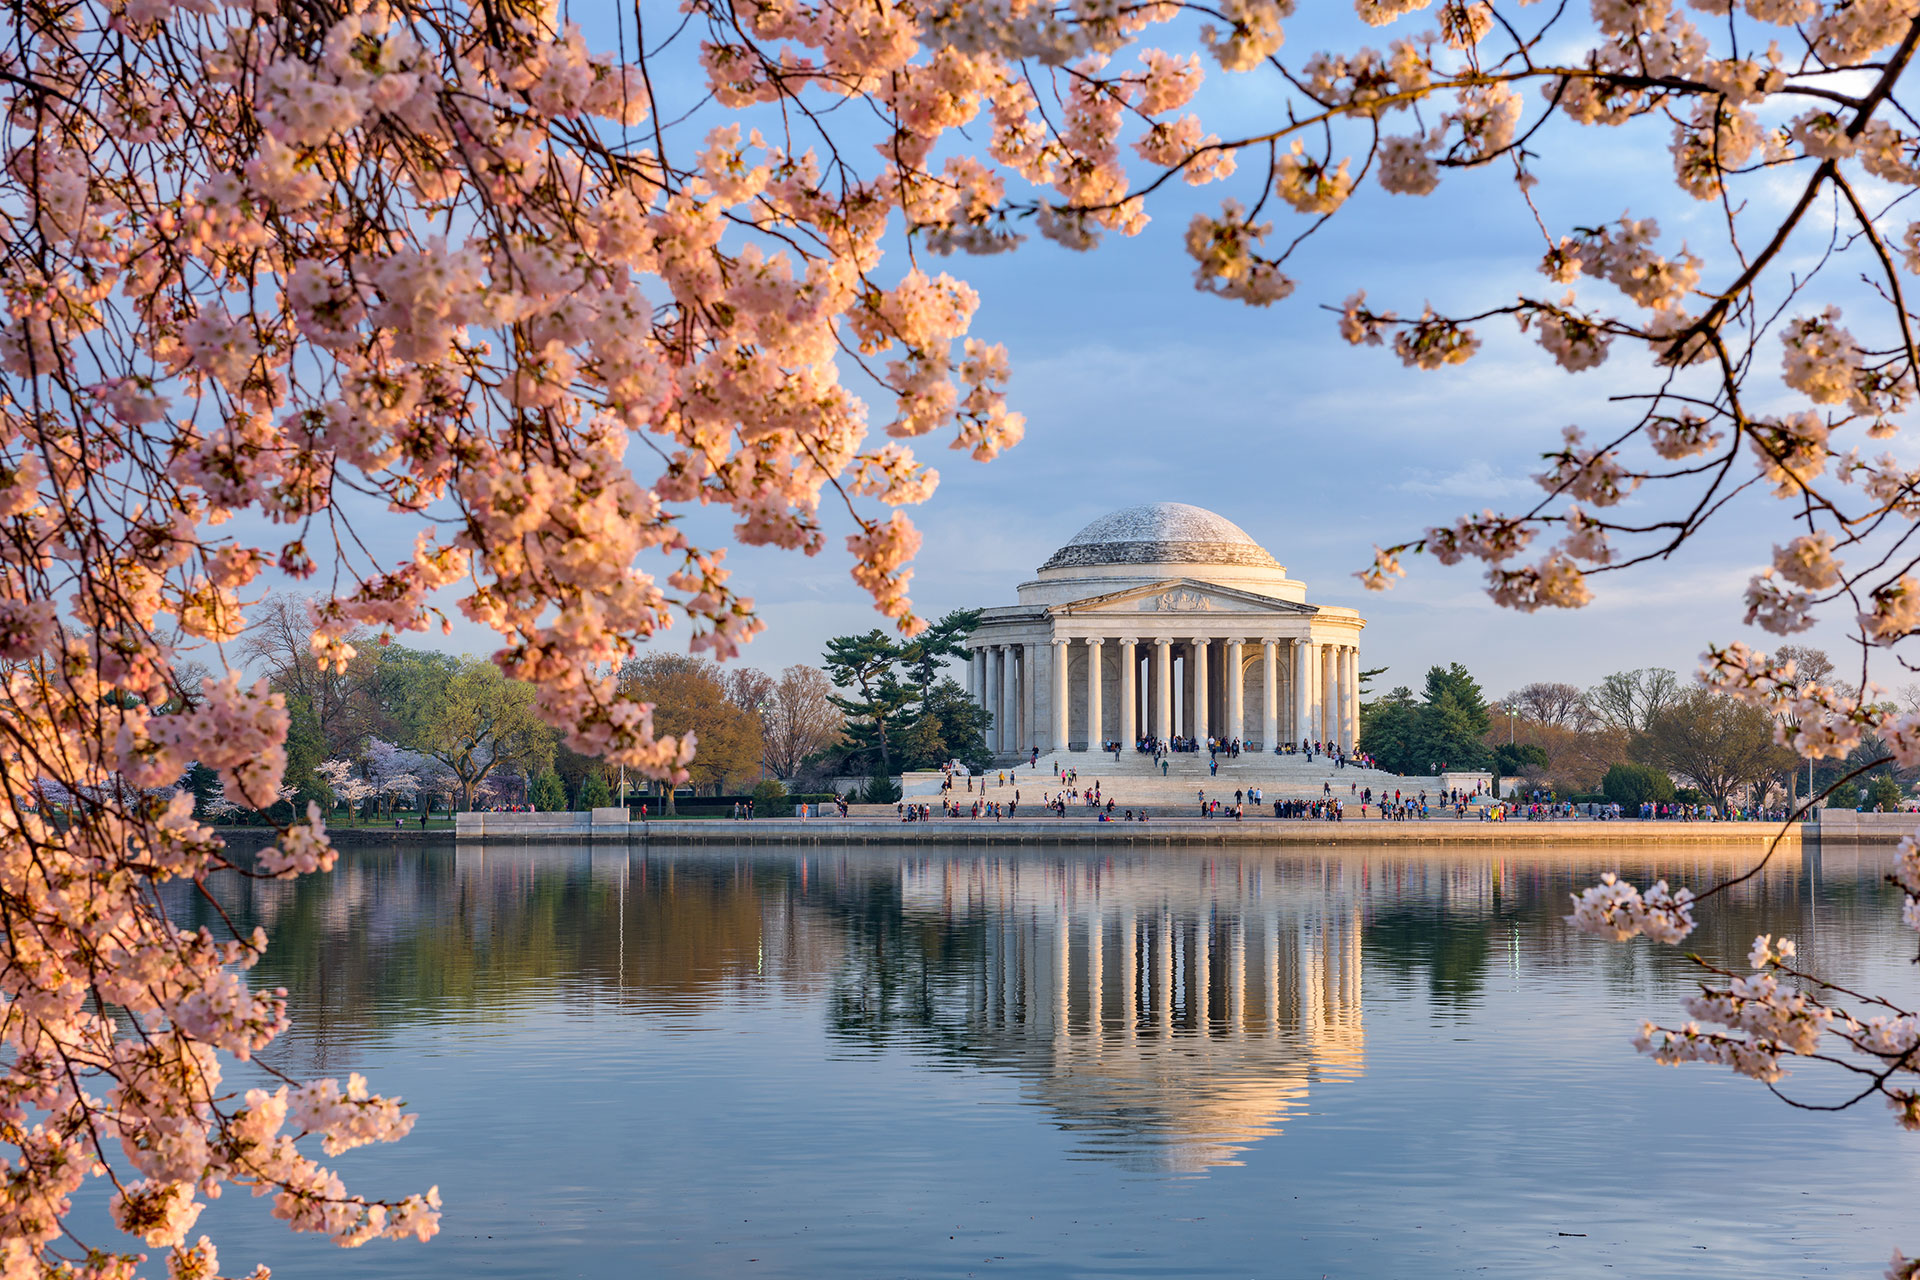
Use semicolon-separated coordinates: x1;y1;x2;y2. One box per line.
1566;873;1698;944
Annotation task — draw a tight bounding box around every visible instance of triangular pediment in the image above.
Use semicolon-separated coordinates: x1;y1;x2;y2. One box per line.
1048;579;1316;617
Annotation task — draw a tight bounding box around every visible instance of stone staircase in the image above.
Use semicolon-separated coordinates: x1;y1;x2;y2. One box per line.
903;749;1459;811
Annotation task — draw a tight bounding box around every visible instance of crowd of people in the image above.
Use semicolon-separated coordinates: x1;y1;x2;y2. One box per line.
882;758;1832;825
1116;735;1382;772
1134;736;1207;755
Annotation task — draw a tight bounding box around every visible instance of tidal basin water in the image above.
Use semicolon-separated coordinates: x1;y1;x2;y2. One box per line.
140;841;1920;1278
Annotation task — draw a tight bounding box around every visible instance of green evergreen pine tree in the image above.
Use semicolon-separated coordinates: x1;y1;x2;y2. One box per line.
577;770;613;810
531;770;567;811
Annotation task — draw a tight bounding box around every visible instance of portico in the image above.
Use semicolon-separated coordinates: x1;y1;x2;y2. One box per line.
965;504;1364;757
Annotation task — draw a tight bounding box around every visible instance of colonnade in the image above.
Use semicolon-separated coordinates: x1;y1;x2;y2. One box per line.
968;635;1361;756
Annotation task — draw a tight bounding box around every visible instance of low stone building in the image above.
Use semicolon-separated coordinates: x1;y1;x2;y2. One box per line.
965;503;1364;757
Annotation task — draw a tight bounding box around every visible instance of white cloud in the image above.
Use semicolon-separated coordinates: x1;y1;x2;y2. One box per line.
1398;460;1536;500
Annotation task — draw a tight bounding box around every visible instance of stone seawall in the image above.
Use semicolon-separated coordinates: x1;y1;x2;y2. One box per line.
455;813;1810;849
1804;810;1920;842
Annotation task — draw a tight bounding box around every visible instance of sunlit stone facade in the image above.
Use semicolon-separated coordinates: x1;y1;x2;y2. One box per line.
965;503;1365;756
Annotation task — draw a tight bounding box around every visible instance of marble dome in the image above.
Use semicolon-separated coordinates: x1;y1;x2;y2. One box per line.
1039;502;1280;571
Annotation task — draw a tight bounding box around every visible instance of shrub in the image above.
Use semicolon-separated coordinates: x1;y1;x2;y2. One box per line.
1603;762;1677;808
751;779;788;805
1868;774;1905;812
1493;742;1550;777
862;773;901;804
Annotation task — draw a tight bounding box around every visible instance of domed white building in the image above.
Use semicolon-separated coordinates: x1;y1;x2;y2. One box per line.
966;503;1364;757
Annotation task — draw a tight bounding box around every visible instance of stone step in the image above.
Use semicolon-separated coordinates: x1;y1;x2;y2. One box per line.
904;755;1454;807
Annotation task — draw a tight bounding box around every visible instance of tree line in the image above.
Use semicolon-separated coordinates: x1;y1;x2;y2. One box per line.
232;596;996;819
1362;646;1909;812
228;597;848;818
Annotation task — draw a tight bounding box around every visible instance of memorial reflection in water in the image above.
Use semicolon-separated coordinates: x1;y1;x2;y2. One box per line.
871;858;1365;1171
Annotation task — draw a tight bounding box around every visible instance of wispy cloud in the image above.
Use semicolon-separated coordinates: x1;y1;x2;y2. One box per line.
1398;460;1536;500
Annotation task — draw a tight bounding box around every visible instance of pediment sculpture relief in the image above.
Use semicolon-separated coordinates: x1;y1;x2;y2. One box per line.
1152;590;1215;612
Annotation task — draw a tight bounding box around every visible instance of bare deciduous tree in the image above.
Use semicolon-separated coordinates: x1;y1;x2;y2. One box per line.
1585;669;1682;736
762;665;845;781
723;667;778;718
238;594;377;755
1505;682;1595;730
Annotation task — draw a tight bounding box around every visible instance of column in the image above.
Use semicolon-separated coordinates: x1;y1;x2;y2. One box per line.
990;644;1006;756
1294;641;1312;746
1180;644;1194;739
1119;638;1137;748
1336;652;1351;752
1331;646;1344;749
1308;643;1321;744
971;646;986;709
1347;647;1361;749
1226;638;1245;743
1007;644;1020;754
1320;644;1334;744
1324;647;1336;749
1329;645;1340;746
1284;640;1297;743
1051;637;1069;755
1010;644;1024;754
1192;637;1209;743
1085;637;1104;751
1142;649;1153;739
1023;640;1039;755
1337;647;1351;749
1261;640;1277;751
1154;638;1172;743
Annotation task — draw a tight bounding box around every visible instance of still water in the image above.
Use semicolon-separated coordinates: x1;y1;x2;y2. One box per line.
141;841;1919;1278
